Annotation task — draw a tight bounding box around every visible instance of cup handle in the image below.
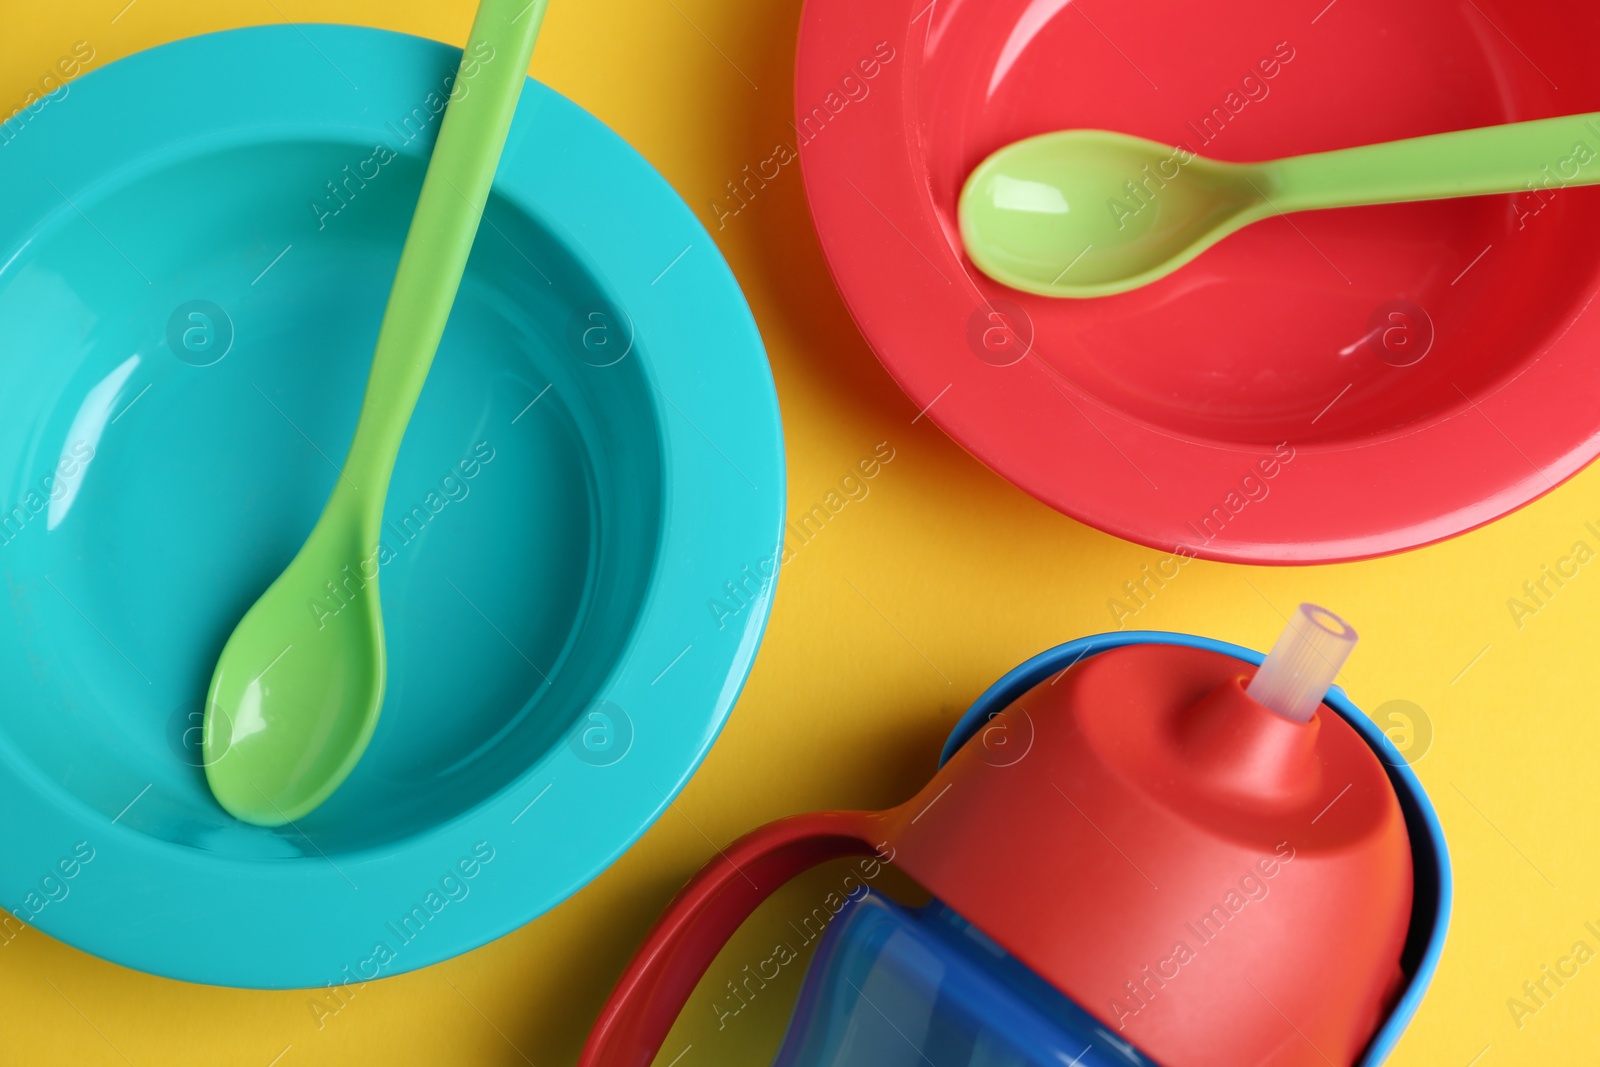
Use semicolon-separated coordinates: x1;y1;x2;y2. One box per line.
578;808;887;1067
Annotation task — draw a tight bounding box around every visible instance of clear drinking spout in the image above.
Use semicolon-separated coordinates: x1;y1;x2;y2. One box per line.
1246;604;1358;723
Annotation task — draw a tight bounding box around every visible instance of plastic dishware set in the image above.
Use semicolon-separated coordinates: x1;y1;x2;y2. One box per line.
6;0;1597;1061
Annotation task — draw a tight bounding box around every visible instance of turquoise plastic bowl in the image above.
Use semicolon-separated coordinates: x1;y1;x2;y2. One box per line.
0;25;784;987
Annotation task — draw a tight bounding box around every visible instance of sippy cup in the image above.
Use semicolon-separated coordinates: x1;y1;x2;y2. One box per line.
579;607;1450;1067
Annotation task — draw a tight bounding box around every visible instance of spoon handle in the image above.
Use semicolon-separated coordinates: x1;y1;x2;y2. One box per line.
335;0;549;526
1264;111;1600;213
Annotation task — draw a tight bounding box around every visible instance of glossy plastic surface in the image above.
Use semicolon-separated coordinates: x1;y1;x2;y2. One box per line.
961;113;1600;297
797;0;1600;561
0;25;784;986
203;0;550;826
896;643;1413;1067
942;632;1452;1067
581;632;1450;1067
773;892;1157;1067
580;808;889;1067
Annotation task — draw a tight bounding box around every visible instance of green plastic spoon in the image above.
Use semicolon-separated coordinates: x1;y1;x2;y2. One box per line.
960;113;1600;298
203;0;549;826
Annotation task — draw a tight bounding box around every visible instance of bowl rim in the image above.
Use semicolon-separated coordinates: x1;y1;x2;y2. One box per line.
0;23;785;988
795;0;1600;563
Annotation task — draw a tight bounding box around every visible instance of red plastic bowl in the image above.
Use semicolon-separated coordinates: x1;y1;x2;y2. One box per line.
796;0;1600;562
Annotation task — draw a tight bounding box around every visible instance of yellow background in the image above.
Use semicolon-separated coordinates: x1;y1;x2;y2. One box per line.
2;0;1597;1064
